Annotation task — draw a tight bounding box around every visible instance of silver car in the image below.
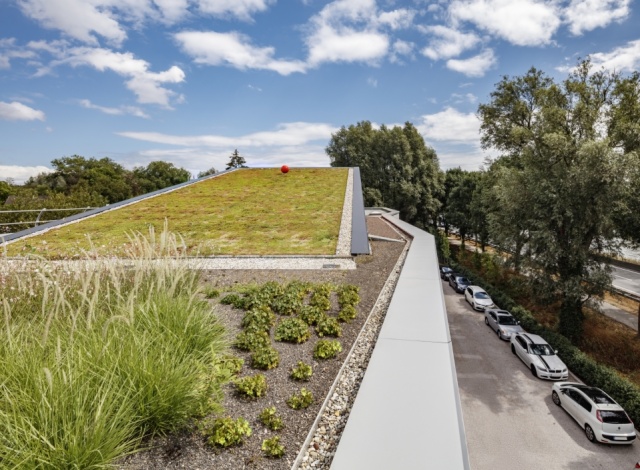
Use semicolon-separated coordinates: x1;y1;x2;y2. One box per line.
484;309;524;340
464;285;496;311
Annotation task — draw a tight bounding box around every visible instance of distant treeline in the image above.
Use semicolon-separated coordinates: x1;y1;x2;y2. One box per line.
0;156;192;233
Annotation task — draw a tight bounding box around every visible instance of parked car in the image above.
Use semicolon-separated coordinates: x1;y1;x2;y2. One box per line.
551;382;637;444
448;274;470;293
440;266;453;280
510;332;568;380
484;309;524;340
464;286;497;311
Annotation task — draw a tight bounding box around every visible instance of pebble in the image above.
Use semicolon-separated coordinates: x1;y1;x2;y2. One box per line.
295;243;409;469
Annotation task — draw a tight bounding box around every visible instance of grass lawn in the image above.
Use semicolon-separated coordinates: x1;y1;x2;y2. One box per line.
4;168;349;258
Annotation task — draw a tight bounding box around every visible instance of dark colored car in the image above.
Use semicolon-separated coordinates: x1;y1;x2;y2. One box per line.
448;274;470;293
440;266;453;280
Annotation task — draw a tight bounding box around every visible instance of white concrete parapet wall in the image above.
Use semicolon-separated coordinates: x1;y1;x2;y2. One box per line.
331;214;470;470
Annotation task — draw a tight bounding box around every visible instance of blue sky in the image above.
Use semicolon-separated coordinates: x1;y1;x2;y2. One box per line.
1;0;639;183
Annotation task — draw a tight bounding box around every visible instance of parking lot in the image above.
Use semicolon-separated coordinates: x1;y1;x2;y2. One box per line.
443;281;639;470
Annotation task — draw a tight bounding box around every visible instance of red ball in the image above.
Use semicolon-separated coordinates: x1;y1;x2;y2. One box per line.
281;165;289;174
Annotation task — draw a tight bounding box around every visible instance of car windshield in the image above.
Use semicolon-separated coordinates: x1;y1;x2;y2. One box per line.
474;292;490;300
458;277;469;284
599;410;631;424
498;316;517;325
529;343;554;355
442;267;452;272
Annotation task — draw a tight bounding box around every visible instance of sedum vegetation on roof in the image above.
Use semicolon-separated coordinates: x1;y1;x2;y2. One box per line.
5;168;348;258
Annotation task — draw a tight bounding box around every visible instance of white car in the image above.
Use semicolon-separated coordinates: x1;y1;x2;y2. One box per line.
464;285;496;311
484;309;524;340
510;332;568;380
551;382;637;444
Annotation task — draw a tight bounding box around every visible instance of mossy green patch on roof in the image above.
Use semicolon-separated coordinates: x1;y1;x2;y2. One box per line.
7;168;349;258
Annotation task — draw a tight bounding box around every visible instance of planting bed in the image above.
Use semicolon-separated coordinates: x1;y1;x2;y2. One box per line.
119;217;407;470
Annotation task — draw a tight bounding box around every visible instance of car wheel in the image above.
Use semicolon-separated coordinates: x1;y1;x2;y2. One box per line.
496;329;501;339
484;317;489;325
530;365;538;377
511;344;516;355
585;424;596;443
552;391;561;406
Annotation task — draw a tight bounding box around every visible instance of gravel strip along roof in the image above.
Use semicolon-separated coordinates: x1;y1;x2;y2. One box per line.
118;217;406;470
334;168;353;257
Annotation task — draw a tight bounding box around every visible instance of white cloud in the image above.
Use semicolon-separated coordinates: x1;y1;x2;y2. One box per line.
417;107;481;144
390;39;414;63
587;39;640;73
564;0;630;35
437;149;488;171
446;49;496;77
0;101;46;121
306;25;389;66
18;0;128;46
79;99;149;118
451;93;478;104
118;122;338;148
421;25;480;60
449;0;561;46
304;0;391;67
196;0;273;21
376;9;416;30
175;31;306;75
17;0;275;48
0;38;37;69
0;165;52;184
53;47;185;106
367;77;378;87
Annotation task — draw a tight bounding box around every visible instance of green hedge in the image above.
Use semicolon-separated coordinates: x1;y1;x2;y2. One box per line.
449;260;640;426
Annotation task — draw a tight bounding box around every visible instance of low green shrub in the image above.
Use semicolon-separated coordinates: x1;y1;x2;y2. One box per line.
337;305;357;323
287;388;314;410
251;346;280;370
234;374;267;399
275;318;311;343
309;283;333;312
220;293;249;309
203;286;220;298
298;305;323;326
241;305;276;332
234;331;270;352
214;354;244;382
270;283;305;316
259;407;284;431
316;315;342;337
202;417;252;448
338;284;360;308
314;339;342;360
290;361;313;381
261;436;285;458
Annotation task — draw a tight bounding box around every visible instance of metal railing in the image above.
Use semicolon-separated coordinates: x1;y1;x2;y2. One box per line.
0;207;96;229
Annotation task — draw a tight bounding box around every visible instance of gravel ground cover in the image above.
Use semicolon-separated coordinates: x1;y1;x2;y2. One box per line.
119;217;407;470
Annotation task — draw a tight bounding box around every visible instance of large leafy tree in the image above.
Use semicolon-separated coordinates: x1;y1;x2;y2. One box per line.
326;121;442;228
478;61;639;341
26;156;132;204
131;161;190;195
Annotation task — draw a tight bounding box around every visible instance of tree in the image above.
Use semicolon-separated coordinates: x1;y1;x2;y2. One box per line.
444;171;477;251
26;156;132;204
478;61;638;341
131;161;190;195
326;121;442;228
197;167;218;178
226;150;247;170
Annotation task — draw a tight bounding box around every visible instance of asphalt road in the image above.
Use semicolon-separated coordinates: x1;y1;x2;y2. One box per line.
443;281;639;470
612;265;640;297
